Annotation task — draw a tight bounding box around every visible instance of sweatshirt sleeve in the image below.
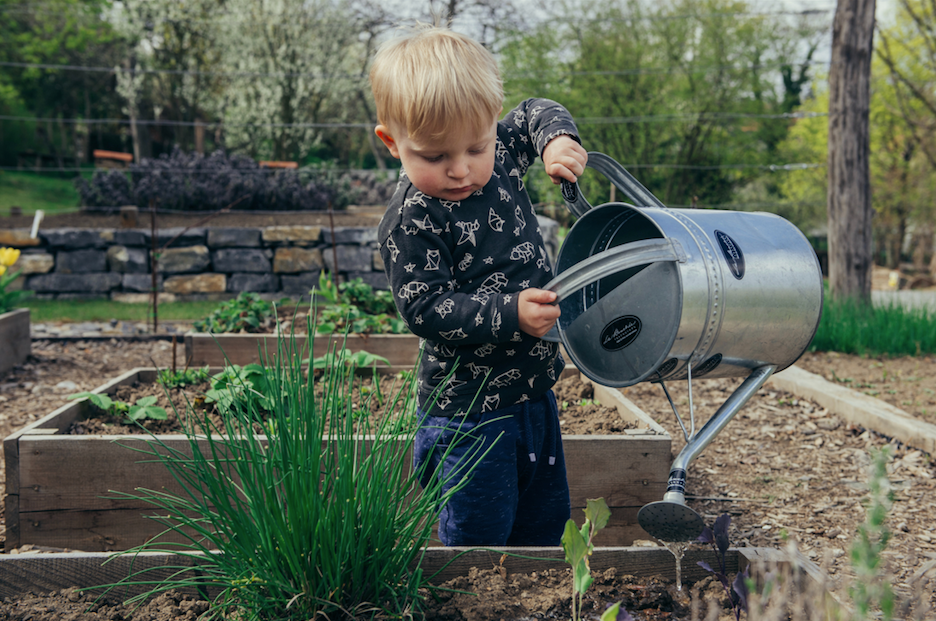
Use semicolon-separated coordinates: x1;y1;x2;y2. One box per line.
499;98;581;177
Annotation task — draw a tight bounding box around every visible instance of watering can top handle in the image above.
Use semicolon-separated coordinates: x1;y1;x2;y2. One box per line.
560;152;667;217
545;238;685;304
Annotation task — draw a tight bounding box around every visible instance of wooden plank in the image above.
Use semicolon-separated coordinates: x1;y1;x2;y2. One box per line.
17;434;665;512
771;365;936;455
0;308;30;375
184;333;422;367
0;547;770;601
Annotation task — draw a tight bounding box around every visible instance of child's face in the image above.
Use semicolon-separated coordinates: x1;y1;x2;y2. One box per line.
376;120;497;202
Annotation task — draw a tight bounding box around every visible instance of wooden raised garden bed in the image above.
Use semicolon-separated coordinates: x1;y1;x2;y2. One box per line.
3;367;671;552
184;331;423;367
0;308;30;376
0;546;826;607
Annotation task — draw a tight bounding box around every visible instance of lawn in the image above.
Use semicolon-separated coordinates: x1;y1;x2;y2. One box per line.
0;170;86;215
25;298;220;323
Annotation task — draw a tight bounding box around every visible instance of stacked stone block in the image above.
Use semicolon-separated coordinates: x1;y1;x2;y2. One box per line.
3;217;558;301
7;224;391;301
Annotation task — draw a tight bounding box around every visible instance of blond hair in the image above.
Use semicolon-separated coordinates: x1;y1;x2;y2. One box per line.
370;24;503;142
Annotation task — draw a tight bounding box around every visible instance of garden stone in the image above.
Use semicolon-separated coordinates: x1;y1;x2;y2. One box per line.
280;271;322;296
55;249;107;274
12;253;54;274
26;273;122;293
228;273;279;293
0;229;40;247
145;227;207;247
157;246;210;274
330;227;378;245
261;225;322;246
207;228;261;248
324;245;373;273
40;228;108;249
346;270;389;290
106;246;149;273
164;273;226;294
113;230;147;247
211;248;272;273
273;247;324;273
122;273;162;292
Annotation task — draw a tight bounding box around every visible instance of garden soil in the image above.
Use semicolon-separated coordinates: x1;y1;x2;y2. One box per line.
0;341;934;619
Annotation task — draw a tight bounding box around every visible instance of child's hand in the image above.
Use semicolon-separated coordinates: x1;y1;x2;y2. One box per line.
518;288;561;338
542;135;588;185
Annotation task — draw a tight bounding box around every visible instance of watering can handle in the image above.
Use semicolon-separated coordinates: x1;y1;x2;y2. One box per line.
560;152;667;217
544;238;685;304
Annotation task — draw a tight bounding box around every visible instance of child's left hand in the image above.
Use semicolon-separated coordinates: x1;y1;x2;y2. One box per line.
542;136;588;185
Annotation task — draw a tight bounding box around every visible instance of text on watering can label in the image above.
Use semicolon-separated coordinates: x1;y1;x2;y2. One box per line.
715;230;745;280
600;315;641;351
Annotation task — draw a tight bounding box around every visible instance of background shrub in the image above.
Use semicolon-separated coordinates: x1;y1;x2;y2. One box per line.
74;147;384;212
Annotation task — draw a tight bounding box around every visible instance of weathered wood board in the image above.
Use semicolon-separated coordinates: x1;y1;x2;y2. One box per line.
0;307;30;375
0;547;829;606
4;368;670;551
184;332;422;367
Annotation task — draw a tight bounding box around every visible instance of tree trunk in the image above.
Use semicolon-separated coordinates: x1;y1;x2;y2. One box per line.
827;0;876;303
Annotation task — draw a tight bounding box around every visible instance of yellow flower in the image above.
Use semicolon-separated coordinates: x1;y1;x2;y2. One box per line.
0;247;20;268
0;265;6;277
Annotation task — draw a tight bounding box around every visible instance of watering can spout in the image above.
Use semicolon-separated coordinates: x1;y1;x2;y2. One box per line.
637;365;776;542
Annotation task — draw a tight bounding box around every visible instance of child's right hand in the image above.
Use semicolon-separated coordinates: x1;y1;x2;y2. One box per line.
518;288;561;338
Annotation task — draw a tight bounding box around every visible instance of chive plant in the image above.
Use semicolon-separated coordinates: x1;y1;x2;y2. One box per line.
106;326;487;620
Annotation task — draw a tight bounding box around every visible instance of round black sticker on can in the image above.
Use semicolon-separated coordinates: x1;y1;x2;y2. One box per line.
714;230;745;279
600;315;641;351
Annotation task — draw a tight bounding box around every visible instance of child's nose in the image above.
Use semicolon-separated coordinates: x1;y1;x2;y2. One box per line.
448;157;469;179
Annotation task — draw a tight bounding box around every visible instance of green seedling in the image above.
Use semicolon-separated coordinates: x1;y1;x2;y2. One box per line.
561;497;619;621
68;392;168;422
157;366;210;389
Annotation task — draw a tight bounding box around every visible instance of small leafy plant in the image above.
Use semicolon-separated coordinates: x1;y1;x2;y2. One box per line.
68;392;168;423
561;497;620;621
697;513;749;620
193;292;276;333
157;366;210;389
313;274;407;335
850;448;896;620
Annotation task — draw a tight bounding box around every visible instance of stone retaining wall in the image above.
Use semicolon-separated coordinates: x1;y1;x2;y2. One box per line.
2;218;560;302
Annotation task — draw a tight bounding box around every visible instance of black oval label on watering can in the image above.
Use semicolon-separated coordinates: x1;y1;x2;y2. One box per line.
600;315;641;351
715;230;745;280
693;353;722;377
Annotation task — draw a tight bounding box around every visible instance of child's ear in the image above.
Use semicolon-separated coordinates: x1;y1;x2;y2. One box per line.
375;125;401;159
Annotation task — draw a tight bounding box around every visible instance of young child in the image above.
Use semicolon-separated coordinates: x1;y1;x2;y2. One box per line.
370;24;588;547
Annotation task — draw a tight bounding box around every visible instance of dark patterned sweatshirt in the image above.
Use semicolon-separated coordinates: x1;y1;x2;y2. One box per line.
377;98;580;416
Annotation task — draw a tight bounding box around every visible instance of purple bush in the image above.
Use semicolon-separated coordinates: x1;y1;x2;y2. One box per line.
75;147;361;212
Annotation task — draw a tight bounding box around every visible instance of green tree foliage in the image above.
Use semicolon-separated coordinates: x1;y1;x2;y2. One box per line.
0;0;125;165
498;0;826;210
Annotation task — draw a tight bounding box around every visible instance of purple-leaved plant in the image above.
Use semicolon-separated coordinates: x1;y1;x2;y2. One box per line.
697;514;749;620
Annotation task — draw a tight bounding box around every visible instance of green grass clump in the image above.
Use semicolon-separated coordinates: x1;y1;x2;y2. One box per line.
102;331;485;620
0;171;84;215
810;295;936;357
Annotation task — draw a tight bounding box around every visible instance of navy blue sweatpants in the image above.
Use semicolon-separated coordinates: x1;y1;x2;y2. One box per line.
413;390;571;547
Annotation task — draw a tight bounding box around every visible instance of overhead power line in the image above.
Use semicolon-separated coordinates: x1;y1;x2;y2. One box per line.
0;57;833;80
0;111;826;130
1;162;825;174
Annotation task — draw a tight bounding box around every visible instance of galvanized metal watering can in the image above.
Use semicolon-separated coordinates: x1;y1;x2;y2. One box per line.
543;152;823;541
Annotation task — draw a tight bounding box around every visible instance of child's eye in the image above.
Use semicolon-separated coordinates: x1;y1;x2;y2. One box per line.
423;155;443;163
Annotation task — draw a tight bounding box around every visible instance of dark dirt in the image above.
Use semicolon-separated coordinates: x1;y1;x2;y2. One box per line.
0;342;934;619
